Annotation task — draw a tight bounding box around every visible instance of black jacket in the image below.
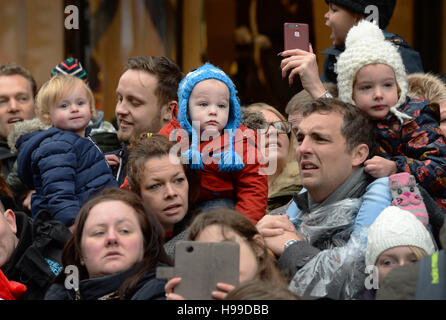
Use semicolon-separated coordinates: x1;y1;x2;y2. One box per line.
44;263;167;300
2;210;71;300
0;140;16;179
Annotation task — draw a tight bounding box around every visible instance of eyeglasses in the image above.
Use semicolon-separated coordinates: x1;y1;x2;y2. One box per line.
263;121;291;134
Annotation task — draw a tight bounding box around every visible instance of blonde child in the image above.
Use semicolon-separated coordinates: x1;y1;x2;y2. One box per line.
364;206;436;299
335;20;446;214
159;63;267;224
9;75;117;227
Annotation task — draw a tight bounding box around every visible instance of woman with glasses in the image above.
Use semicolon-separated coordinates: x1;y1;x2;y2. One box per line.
247;103;302;212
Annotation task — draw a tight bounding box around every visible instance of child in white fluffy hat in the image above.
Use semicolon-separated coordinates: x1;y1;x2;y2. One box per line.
363;206;436;299
336;20;446;214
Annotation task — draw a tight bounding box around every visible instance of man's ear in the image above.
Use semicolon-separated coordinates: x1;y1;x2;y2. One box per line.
3;209;17;235
351;143;369;167
162;101;177;123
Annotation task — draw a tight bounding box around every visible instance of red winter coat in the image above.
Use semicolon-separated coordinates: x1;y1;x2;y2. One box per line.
159;116;268;224
0;269;26;300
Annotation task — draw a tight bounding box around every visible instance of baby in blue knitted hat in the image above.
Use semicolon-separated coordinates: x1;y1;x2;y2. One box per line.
159;63;268;224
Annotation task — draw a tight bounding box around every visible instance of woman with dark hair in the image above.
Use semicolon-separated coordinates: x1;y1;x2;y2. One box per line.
125;133;199;257
44;188;172;300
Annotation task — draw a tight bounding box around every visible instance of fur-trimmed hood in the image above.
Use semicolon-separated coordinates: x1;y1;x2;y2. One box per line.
407;72;446;104
7;118;50;153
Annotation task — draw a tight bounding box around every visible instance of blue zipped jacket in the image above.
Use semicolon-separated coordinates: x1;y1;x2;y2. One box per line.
14;122;118;226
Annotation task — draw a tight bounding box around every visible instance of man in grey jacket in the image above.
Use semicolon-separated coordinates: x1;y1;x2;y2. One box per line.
257;98;389;299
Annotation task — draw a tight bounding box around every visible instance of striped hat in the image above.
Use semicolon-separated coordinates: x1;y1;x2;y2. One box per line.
50;57;88;84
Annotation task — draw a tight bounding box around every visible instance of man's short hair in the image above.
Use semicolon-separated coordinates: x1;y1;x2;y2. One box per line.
0;63;38;98
285;82;338;116
124;56;184;107
300;98;374;154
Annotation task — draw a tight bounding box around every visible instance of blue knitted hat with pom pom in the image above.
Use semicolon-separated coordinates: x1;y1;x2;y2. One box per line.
177;63;244;172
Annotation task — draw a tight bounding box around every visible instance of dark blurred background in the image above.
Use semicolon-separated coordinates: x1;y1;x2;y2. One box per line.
0;0;444;118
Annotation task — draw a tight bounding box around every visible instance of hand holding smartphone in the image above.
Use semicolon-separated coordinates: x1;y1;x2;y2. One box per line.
157;241;240;300
284;22;309;52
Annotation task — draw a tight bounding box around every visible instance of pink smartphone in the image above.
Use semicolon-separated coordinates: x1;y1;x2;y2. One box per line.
284;22;309;52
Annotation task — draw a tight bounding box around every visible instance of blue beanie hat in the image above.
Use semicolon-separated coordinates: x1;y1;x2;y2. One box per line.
177;63;244;172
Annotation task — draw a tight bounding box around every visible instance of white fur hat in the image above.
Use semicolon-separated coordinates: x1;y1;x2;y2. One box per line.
365;206;436;267
336;20;411;123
